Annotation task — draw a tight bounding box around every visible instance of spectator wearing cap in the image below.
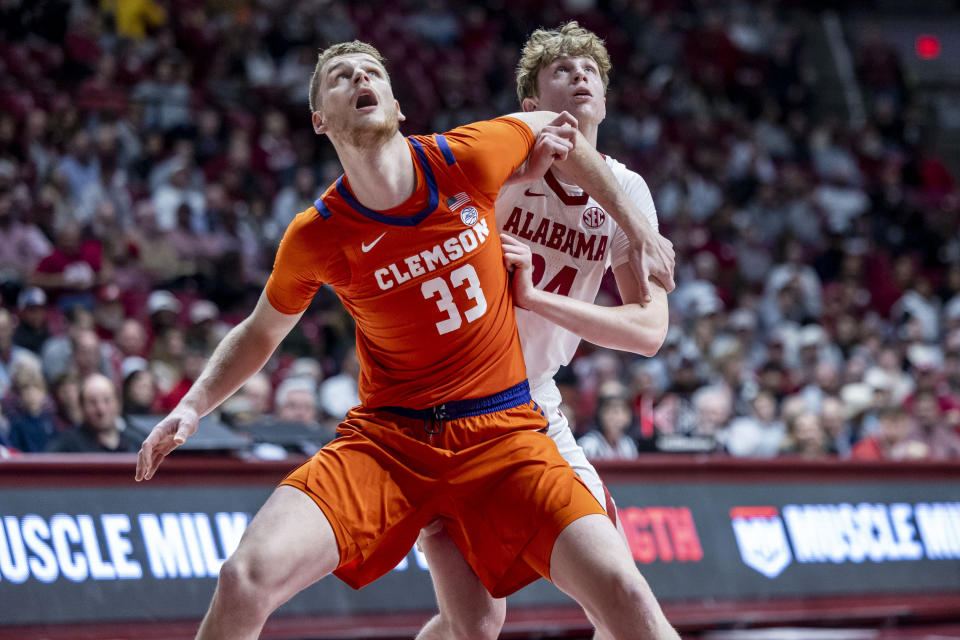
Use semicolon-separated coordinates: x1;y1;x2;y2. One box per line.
578;382;640;461
152;159;205;232
12;287;50;354
48;373;139;453
319;349;361;420
0;188;52;284
0;308;32;398
727;308;766;370
654;354;703;442
185;299;222;354
146;290;181;335
275;376;320;425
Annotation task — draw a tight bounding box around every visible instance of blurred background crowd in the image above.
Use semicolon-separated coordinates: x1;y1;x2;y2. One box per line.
1;0;959;461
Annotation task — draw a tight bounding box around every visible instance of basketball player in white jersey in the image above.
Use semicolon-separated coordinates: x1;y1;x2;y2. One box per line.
415;22;673;640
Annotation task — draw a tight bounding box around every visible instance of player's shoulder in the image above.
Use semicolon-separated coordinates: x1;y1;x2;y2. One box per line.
603;153;647;187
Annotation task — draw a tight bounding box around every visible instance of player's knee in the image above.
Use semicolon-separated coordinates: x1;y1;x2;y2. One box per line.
216;553;275;613
444;600;505;640
595;570;665;639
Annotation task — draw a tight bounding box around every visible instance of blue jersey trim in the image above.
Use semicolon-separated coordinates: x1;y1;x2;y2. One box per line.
436;135;456;166
314;198;332;219
334;138;439;227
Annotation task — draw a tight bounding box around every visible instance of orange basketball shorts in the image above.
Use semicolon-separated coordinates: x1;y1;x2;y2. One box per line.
281;381;606;597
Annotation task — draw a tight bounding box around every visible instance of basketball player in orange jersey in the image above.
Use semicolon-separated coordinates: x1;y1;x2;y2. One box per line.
415;22;676;640
135;40;677;640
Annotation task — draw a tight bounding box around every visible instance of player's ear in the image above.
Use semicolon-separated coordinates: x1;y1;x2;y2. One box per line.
312;111;327;136
395;100;406;122
521;97;538;113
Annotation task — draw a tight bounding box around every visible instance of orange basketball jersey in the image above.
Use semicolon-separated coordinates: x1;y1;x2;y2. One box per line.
266;117;535;409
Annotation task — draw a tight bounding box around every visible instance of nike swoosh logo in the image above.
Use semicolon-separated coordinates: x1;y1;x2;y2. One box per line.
524;189;546;197
361;232;387;253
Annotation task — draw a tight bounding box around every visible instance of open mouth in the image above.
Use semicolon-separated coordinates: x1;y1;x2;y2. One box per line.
573;89;593;99
355;90;378;109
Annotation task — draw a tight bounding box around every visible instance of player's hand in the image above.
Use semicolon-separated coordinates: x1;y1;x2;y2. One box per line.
135;405;199;481
504;111;579;186
630;233;676;303
501;233;537;309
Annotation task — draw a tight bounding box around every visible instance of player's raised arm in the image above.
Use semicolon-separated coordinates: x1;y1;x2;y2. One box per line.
506;110;676;302
135;292;304;481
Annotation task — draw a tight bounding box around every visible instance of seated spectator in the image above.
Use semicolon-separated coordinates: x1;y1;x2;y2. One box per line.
724;391;785;457
51;372;83;433
8;378;56;452
30;219;103;308
48;373;139;452
319;350;360;420
40;307;109;381
850;406;926;460
275;377;320;425
158;342;206;412
912;390;960;459
0;308;32;397
821;395;856;457
0;187;53;284
578;382;639;460
121;364;158;416
780;411;829;458
12;287;50;354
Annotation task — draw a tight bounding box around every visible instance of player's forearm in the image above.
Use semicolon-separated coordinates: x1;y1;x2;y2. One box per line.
176;320;278;418
554;132;656;244
522;283;669;356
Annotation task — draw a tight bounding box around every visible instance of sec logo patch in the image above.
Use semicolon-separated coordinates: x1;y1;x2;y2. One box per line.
460;206;479;226
583;207;605;229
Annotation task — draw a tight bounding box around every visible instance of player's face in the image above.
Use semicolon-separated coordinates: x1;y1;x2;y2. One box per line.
529;55;606;125
313;53;405;147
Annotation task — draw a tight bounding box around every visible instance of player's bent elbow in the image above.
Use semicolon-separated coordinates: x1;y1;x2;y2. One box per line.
637;323;669;358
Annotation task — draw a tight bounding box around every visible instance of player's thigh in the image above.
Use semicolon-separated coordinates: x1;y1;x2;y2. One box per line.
549;423;607;508
548;513;645;608
419;526;505;625
225;485;340;599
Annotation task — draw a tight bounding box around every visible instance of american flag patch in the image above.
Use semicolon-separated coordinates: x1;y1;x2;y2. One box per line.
445;192;470;211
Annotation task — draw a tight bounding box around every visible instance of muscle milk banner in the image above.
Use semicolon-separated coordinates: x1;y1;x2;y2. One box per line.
2;477;959;624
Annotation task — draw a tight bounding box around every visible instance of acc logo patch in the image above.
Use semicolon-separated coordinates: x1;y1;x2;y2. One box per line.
582;206;606;229
730;506;793;579
460;206;479;226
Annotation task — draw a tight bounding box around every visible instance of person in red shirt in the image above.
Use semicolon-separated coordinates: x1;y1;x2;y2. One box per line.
135;41;676;639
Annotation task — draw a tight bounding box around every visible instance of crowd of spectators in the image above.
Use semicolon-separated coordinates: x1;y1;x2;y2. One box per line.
0;0;958;461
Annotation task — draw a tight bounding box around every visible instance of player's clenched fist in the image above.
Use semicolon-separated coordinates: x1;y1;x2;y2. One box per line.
501;233;537;310
505;111;579;186
135;405;199;481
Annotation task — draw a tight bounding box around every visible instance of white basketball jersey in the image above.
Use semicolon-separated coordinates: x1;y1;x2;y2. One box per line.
495;155;659;393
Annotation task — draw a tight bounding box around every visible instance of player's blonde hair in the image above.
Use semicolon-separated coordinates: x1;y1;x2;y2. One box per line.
309;41;387;113
516;21;612;103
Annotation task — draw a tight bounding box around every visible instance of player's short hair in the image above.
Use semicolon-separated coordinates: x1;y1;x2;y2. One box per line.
516;21;612;103
309;41;387;113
